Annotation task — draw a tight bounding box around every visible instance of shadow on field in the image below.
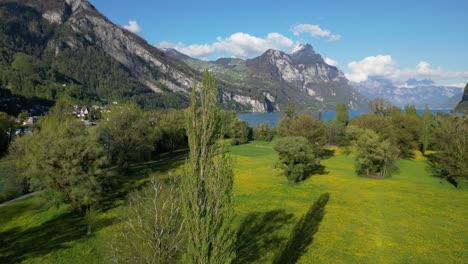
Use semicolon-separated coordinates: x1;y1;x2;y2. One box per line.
273;193;330;264
319;149;336;160
0;212;115;263
234;209;294;263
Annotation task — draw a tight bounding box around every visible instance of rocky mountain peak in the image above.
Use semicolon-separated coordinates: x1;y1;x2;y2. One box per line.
288;43;315;55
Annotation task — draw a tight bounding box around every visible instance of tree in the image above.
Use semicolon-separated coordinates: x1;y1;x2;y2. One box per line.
10;109;107;212
150;109;187;153
181;70;236;263
429;115;467;188
277;113;326;151
350;114;420;158
99;103;160;168
273;136;321;183
404;104;418;117
325;120;346;146
0;112;14;157
335;103;349;125
389;114;421;158
229;118;250;145
347;127;398;178
368;98;393;116
108;175;184;263
420;106;433;154
253;121;275;141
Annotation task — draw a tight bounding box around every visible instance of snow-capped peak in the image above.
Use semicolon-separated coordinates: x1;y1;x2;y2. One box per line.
288;43;307;54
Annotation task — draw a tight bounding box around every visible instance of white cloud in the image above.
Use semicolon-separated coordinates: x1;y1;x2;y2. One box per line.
324;57;339;67
158;32;293;59
345;55;468;84
345;55;396;82
291;24;341;41
122;20;141;34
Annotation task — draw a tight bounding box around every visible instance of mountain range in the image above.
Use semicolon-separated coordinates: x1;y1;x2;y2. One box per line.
162;43;368;112
352;78;463;109
0;0;368;114
0;0;464;114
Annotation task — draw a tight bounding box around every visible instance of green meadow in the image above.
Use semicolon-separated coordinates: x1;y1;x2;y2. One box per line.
1;142;467;263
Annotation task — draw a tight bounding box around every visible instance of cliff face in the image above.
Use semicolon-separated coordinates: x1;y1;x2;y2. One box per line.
169;44;368;112
454;83;468;113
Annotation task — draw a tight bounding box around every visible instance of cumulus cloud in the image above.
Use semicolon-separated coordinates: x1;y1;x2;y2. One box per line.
291;24;341;41
122;20;141;34
324;57;339;67
345;55;396;82
345;55;468;84
159;32;293;59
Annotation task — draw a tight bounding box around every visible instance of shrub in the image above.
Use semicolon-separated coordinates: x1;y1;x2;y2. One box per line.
273;136;320;183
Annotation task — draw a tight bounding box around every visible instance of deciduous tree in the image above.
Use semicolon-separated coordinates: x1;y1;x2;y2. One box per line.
274;136;321;183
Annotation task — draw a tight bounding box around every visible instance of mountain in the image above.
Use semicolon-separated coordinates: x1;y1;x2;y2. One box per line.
0;0;366;113
0;0;263;113
164;43;368;112
454;83;468;113
352;77;463;108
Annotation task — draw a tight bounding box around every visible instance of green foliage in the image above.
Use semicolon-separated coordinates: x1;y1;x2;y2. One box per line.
98;103;161;168
350;114;421;158
182;70;236;263
253;121;275;141
150;109;187;152
325;120;346;146
404;104;418;116
420;106;434;154
389;114;421;158
347;127;398;178
229;118;251;145
17;110;29;120
9;109;107;212
277;112;326;151
429;115;468;188
335;103;349;124
273;136;320;182
0;112;14;157
0;157;24;203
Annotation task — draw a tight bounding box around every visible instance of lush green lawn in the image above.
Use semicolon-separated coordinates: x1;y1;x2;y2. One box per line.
231;142;468;263
1;142;467;263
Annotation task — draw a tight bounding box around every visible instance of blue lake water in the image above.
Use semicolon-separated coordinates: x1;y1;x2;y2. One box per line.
238;109;452;127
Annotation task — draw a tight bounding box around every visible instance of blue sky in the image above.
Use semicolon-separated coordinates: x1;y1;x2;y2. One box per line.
89;0;468;86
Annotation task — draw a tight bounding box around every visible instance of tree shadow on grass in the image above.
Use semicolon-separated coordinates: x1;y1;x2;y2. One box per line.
273;193;330;264
319;148;336;160
0;212;116;263
234;209;294;264
303;164;328;181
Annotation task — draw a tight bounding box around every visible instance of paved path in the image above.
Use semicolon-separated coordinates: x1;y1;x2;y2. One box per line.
0;192;39;208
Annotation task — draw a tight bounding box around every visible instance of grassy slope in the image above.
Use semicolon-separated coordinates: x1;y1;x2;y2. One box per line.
0;142;467;263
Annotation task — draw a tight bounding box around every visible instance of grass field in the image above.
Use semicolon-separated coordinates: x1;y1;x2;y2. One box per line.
1;142;467;263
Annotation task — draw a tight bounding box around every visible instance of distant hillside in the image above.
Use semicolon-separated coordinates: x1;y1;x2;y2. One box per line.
352;78;463;109
454;83;468;113
164;44;368;112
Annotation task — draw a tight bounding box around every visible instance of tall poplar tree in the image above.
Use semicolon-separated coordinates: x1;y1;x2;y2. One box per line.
182;70;236;263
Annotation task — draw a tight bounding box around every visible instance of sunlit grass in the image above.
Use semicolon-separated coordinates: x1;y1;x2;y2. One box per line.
1;142;467;263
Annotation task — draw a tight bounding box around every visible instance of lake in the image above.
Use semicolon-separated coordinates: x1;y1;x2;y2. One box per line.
238;109;452;127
